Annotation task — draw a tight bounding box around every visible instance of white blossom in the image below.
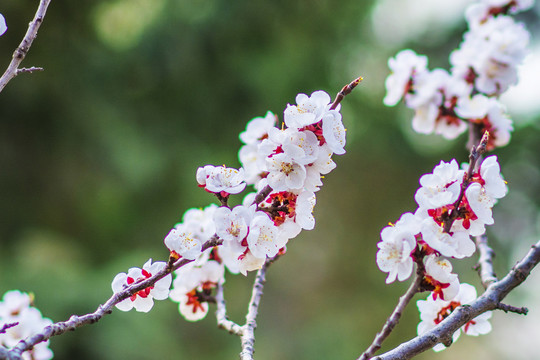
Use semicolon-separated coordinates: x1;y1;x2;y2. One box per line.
284;91;332;129
415;159;464;210
111;259;172;313
383;49;428;106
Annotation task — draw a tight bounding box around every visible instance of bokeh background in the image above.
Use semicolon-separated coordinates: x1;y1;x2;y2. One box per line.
1;0;540;359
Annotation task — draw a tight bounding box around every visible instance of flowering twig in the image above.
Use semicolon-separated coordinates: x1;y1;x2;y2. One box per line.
359;257;426;360
443;131;489;233
474;234;498;288
1;236;223;360
373;239;540;360
0;0;52;93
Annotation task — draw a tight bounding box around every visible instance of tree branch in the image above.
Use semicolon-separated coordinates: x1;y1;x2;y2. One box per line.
373;239;540;360
330;76;363;110
0;0;52;93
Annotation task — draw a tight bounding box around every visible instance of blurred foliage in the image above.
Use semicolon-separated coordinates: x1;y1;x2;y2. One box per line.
0;1;539;359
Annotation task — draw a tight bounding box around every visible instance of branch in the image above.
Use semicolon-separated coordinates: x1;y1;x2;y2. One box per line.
359;258;426;360
0;323;18;335
374;239;540;360
474;234;498;288
2;236;223;360
0;0;52;93
443;131;489;233
215;283;244;336
330;76;363;110
239;260;270;360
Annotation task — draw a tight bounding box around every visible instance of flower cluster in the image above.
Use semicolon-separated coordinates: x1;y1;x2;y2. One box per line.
111;88;349;320
0;291;53;360
378;0;530;351
383;0;531;148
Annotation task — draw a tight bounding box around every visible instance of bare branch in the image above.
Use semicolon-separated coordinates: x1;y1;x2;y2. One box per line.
374;239;540;360
16;67;44;75
0;0;52;93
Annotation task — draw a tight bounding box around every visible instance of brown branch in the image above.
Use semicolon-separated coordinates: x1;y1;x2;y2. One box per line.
0;0;52;93
373;239;540;360
2;236;223;360
358;258;426;360
330;76;363;110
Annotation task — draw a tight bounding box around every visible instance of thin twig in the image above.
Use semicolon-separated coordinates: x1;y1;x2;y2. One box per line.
373;239;540;360
330;76;363;110
215;283;244;336
16;67;44;75
0;323;18;335
474;234;498;288
496;303;528;315
0;0;52;93
239;262;269;360
359;259;426;360
2;236;223;360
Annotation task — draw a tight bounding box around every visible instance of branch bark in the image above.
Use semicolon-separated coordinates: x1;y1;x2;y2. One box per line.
0;0;52;93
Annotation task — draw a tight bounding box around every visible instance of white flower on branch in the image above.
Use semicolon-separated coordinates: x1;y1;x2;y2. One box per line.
376;213;420;284
239;111;277;145
420;218;475;259
415;159;464;210
164;226;203;260
196;165;246;195
284;90;333;129
111;259;172;313
383;49;428;107
169;260;225;322
417;283;492;352
423;256;460;301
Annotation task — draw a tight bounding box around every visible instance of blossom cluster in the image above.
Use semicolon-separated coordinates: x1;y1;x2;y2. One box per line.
379;0;531;350
111;89;347;321
383;0;531;148
0;290;53;360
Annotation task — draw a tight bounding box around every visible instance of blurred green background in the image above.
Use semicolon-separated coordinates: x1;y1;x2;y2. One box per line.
1;0;540;359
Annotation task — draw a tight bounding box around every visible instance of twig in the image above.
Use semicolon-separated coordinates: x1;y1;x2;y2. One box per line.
373;239;540;360
239;261;270;360
215;283;244;336
496;303;528;315
358;259;426;360
0;323;18;335
0;0;52;93
330;76;363;110
16;67;44;75
1;236;223;360
443;131;489;233
474;234;498;288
